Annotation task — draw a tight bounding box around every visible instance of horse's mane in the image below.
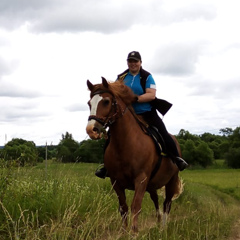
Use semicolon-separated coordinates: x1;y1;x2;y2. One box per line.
91;79;136;106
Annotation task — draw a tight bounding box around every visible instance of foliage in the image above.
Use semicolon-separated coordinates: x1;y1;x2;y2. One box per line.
2;138;38;166
77;138;105;163
195;142;214;167
219;127;233;136
1;126;240;168
224;127;240;168
177;130;214;168
181;139;196;165
200;132;226;159
225;148;240;169
176;127;240;168
56;132;79;162
37;145;57;162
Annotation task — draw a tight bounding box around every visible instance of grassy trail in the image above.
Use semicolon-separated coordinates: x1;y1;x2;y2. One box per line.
0;162;240;239
180;168;240;240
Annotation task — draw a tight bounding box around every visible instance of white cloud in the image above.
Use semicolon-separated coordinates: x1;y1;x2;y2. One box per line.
0;0;218;34
151;41;204;76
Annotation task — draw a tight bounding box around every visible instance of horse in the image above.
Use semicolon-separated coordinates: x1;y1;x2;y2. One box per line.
86;77;183;233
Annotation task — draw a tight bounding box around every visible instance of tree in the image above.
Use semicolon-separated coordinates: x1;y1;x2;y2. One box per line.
200;132;232;159
224;127;240;168
219;127;233;136
208;141;221;159
181;139;197;165
200;132;216;143
195;142;214;168
229;127;240;148
37;145;57;162
56;132;79;162
177;129;200;142
3;138;38;166
77;138;105;163
180;138;214;168
225;147;240;168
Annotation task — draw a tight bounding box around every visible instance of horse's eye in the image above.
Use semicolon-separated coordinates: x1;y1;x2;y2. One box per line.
102;98;110;106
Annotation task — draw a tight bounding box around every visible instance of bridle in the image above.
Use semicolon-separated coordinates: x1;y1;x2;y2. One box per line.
88;90;128;129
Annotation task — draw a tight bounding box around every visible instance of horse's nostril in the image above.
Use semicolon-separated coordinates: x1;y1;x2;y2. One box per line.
93;127;99;133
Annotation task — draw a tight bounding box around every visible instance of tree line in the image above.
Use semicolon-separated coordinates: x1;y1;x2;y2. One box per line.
0;127;239;168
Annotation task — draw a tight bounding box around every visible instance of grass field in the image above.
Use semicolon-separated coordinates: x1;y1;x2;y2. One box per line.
0;161;240;239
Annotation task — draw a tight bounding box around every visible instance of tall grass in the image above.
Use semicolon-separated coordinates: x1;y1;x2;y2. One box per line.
0;161;239;239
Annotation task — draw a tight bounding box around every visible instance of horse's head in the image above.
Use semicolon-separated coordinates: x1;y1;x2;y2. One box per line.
86;77;136;140
86;77;120;140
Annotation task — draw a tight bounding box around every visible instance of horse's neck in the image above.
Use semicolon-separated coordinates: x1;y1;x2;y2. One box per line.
109;109;144;140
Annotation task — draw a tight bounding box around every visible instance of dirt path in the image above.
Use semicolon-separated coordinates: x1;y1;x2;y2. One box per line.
228;219;240;240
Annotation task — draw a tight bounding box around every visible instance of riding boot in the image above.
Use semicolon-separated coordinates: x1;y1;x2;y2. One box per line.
95;165;108;179
175;157;188;171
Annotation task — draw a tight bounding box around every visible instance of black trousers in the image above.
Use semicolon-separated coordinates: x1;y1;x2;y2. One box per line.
138;108;180;158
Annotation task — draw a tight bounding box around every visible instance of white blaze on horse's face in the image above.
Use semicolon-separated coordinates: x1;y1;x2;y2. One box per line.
86;94;103;139
89;94;103;117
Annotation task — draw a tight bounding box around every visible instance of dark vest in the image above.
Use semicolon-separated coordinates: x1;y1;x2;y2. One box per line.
117;68;172;116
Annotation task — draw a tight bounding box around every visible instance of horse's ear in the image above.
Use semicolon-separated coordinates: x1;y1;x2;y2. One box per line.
102;77;109;89
87;80;94;91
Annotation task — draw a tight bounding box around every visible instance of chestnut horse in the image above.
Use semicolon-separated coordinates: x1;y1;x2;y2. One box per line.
86;77;183;232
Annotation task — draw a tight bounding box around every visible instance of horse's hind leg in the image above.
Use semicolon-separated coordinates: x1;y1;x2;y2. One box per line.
112;182;128;229
149;189;161;222
163;174;181;225
162;190;173;226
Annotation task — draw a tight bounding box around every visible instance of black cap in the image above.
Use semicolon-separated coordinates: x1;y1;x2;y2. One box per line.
127;51;141;61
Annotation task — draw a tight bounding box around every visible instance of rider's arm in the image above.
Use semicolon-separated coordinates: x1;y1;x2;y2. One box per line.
137;88;156;103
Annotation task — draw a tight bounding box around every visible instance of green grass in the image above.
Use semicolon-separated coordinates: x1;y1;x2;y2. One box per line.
0;161;240;239
180;168;240;200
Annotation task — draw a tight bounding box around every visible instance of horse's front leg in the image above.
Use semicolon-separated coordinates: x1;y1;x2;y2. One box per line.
112;181;128;229
131;175;148;233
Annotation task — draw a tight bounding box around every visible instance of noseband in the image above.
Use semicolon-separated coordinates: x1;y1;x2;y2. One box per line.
88;90;128;128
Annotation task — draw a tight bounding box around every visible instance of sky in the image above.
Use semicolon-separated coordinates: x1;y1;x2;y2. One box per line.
0;0;240;146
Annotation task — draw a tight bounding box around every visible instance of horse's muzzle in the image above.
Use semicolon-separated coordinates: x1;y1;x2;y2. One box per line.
86;121;103;140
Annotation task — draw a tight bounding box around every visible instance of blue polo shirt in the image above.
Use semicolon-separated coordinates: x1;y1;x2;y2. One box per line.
123;72;156;114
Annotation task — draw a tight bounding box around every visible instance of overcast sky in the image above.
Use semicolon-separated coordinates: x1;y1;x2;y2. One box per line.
0;0;239;146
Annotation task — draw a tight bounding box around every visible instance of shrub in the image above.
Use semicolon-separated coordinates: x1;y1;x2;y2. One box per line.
225;147;240;168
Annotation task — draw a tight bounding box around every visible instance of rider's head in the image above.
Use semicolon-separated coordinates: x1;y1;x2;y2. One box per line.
127;51;142;75
127;51;141;62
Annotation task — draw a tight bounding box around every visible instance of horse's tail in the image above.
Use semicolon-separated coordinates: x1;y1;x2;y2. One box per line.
172;176;184;200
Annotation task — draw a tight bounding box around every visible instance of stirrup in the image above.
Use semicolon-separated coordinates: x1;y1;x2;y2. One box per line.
95;164;107;179
175;157;188;171
95;164;105;171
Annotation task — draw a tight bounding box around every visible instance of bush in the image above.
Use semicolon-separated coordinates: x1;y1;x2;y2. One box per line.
195;142;214;167
2;138;38;166
225;148;240;168
77;139;105;163
181;139;214;168
56;132;79;162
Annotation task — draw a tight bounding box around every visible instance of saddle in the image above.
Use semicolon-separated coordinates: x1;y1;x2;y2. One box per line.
147;126;167;155
146;126;167;179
